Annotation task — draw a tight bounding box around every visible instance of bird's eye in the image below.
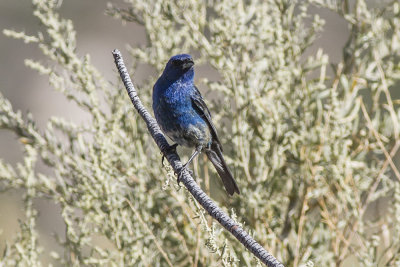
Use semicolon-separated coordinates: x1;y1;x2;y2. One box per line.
172;60;180;66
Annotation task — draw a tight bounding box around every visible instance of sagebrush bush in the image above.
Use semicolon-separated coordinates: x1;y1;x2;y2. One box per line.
1;0;400;266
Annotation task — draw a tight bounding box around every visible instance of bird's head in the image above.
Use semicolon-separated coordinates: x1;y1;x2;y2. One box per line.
162;54;194;81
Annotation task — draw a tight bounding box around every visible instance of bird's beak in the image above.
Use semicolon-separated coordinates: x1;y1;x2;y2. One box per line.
182;59;194;70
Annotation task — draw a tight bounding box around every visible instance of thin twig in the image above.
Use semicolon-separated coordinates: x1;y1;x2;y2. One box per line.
112;49;284;267
293;187;309;267
167;208;195;266
338;99;400;262
194;225;201;267
125;199;174;267
360;100;400;181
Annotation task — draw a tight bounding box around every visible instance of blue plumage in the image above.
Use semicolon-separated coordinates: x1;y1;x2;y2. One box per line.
153;54;240;195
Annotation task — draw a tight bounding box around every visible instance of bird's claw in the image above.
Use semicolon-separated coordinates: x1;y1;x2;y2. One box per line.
176;165;193;185
161;143;179;166
177;170;184;185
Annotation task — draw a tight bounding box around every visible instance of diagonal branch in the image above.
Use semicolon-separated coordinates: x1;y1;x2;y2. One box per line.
125;199;174;267
112;49;284;267
360;100;400;181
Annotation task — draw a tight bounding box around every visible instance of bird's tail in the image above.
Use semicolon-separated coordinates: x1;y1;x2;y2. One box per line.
206;143;240;196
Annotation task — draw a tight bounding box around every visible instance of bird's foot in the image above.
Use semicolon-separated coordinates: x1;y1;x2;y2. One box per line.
177;164;193;185
161;143;178;166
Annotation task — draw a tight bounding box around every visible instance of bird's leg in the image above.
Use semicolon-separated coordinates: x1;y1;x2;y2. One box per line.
177;145;202;184
162;143;178;166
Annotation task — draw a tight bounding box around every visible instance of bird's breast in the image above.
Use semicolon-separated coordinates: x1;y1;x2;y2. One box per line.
153;79;211;148
154;97;211;147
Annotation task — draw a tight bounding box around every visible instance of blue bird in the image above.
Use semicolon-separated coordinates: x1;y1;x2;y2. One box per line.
153;54;240;195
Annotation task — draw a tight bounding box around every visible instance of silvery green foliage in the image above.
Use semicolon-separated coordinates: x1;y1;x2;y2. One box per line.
1;0;400;266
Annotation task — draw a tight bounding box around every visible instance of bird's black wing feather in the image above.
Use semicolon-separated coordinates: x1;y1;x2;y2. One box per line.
191;86;222;148
191;86;240;195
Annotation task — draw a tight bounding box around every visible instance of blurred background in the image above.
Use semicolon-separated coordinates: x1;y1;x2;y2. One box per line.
0;0;394;266
0;0;148;262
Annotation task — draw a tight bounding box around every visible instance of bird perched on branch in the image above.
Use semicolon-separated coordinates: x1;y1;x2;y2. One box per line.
152;54;240;196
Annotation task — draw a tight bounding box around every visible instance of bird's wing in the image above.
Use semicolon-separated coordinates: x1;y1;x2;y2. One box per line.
191;86;222;148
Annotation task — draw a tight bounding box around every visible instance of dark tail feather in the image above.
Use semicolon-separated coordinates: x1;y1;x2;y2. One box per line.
206;143;240;196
